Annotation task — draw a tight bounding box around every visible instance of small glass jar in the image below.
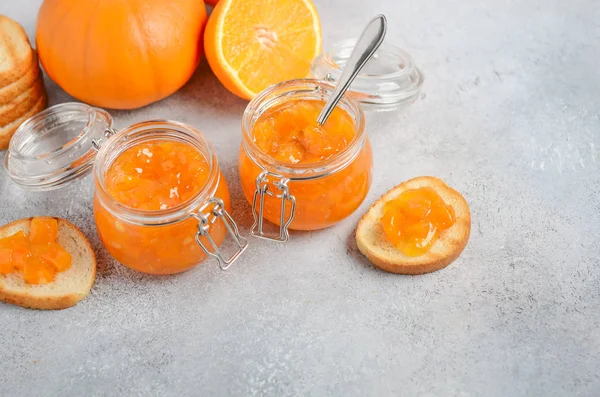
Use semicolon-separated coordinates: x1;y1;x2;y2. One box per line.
311;40;424;111
238;79;373;241
5;103;247;273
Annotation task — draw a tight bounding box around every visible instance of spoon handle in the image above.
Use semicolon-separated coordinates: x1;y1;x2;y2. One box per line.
317;14;387;125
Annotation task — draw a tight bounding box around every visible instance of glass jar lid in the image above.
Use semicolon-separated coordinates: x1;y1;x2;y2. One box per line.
4;103;114;191
311;39;424;111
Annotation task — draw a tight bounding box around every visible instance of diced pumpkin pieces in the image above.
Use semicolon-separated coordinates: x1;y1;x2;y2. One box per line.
30;217;58;244
252;99;356;164
0;218;71;284
23;257;55;284
11;246;31;270
104;141;210;211
0;248;13;273
41;244;72;272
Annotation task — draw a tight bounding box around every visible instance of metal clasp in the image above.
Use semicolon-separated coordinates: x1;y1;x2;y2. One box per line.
91;128;118;151
251;171;296;242
192;197;248;270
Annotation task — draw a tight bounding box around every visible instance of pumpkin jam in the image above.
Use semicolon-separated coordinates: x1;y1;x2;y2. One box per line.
94;140;229;274
104;141;210;211
252;100;356;164
239;99;372;230
0;217;72;284
380;187;456;257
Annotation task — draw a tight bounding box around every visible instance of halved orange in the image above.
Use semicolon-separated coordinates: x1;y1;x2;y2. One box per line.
204;0;322;100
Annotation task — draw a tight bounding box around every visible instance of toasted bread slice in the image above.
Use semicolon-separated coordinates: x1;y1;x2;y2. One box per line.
356;176;471;275
0;15;34;87
0;77;44;124
0;217;96;310
0;51;39;103
0;89;47;150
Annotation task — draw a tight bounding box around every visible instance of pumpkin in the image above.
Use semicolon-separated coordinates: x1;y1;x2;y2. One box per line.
36;0;207;109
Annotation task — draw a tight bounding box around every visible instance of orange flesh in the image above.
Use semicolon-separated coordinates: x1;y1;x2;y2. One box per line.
204;0;321;99
0;217;72;284
380;187;456;256
239;99;372;230
96;140;229;274
252;99;356;164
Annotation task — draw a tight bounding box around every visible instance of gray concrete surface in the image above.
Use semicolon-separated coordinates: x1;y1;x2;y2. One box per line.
1;0;599;396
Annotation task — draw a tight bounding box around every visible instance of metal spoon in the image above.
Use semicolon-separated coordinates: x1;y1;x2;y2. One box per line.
316;14;388;125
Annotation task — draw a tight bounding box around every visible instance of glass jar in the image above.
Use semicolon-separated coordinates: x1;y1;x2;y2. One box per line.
311;40;424;111
5;103;247;273
238;79;373;241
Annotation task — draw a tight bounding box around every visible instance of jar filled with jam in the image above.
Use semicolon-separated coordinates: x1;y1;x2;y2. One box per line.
5;103;247;273
239;79;373;241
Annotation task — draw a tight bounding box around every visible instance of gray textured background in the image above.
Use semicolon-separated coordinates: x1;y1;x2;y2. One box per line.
1;0;599;396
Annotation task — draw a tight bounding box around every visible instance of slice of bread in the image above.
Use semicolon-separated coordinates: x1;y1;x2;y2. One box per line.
0;15;34;87
0;51;39;104
356;176;471;275
0;77;44;124
0;217;96;310
0;89;47;150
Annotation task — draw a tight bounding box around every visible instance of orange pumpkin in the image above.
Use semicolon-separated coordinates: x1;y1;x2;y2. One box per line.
36;0;207;109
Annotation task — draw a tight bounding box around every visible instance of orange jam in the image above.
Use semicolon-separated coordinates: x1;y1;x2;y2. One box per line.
239;99;372;230
104;141;210;210
381;187;456;256
94;140;230;274
0;217;72;284
252;100;356;164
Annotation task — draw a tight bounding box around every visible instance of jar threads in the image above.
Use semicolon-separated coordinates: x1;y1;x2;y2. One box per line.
311;40;424;111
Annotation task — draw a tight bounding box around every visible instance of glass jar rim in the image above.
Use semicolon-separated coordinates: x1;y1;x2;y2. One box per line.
4;102;222;225
311;39;424;111
93;120;221;226
241;78;367;181
4;102;113;190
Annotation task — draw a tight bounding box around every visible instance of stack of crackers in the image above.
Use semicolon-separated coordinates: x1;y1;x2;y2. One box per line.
0;15;47;150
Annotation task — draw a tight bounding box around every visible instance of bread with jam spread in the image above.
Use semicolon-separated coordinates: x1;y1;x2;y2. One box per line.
356;176;471;275
0;218;96;310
